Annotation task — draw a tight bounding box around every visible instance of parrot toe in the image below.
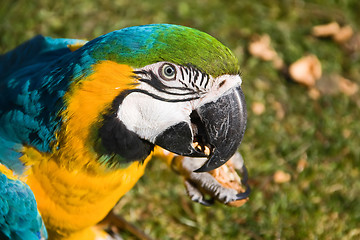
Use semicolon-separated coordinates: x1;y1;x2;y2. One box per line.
234;164;251;201
172;153;250;206
184;180;215;206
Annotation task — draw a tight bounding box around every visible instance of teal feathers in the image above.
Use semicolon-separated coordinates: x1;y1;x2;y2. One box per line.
0;36;89;169
0;172;47;240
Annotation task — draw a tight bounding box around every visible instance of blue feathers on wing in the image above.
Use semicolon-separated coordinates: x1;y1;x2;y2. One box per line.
0;172;47;240
0;36;89;172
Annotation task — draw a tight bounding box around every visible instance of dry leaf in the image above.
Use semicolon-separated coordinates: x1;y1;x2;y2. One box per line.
289;55;322;87
333;25;354;43
344;33;360;53
338;77;359;96
248;34;278;61
251;102;265;115
297;159;308;173
312;22;355;46
308;87;321;100
312;22;340;37
273;170;291;183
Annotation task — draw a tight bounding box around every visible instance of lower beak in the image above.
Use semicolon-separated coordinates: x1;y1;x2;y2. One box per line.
155;85;247;172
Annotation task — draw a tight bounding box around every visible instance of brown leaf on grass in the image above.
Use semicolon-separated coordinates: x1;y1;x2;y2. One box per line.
333;25;354;43
251;102;265;115
338;77;359;96
312;22;355;46
317;74;358;96
344;33;360;53
248;35;285;70
289;55;322;87
297;159;308;173
273;170;291;183
312;22;340;37
248;34;278;61
308;87;321;100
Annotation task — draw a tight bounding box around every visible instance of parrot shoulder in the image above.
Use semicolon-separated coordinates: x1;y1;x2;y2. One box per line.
0;35;87;81
0;35;88;173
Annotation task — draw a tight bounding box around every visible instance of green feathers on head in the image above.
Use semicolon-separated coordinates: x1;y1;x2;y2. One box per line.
89;24;240;77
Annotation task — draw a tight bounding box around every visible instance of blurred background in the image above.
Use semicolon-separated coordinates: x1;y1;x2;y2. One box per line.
1;0;359;239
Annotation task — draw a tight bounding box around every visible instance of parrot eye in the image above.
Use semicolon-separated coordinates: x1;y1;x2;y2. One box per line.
159;63;176;80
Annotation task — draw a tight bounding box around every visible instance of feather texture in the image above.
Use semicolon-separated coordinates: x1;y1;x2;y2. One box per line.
0;164;47;240
0;35;88;173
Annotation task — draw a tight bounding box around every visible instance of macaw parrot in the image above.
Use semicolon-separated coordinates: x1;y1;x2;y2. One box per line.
0;24;249;240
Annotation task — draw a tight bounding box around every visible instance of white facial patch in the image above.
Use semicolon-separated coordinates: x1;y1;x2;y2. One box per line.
117;62;242;143
117;92;193;143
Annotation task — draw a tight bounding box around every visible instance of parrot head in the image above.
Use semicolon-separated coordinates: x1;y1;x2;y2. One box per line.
91;24;247;172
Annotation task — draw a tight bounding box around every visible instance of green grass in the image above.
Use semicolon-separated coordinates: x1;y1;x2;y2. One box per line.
1;0;360;239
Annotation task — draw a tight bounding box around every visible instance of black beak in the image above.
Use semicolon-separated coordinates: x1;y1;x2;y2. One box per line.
155;85;247;172
154;121;207;158
194;86;247;172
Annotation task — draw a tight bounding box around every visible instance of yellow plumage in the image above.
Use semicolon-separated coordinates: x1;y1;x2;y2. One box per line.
18;61;155;239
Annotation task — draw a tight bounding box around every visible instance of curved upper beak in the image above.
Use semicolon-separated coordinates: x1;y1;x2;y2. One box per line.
154;85;247;172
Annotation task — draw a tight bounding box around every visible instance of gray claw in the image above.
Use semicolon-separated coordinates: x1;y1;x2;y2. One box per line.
175;153;250;205
240;164;249;185
184;180;214;206
235;164;251;200
231;152;245;171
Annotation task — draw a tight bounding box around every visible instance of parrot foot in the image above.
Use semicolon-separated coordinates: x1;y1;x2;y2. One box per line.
173;152;251;206
100;211;154;240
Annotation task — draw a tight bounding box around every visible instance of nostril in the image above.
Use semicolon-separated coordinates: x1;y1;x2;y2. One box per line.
219;80;226;88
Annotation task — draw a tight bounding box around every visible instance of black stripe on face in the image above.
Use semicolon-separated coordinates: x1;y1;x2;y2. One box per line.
128;89;200;103
180;67;185;80
204;75;209;89
194;70;199;84
134;64;210;101
184;67;189;75
135;70;197;96
200;72;205;86
181;64;210;90
188;68;192;83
